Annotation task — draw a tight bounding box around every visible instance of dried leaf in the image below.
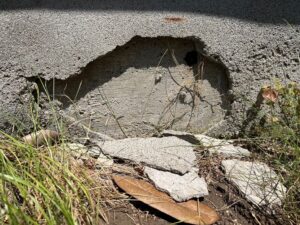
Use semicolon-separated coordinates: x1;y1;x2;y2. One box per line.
113;175;220;225
23;130;59;146
261;86;278;102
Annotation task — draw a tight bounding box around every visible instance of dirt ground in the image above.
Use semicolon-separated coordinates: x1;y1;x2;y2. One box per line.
101;153;287;225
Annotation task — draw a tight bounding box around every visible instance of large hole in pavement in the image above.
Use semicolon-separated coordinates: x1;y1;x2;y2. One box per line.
43;36;231;138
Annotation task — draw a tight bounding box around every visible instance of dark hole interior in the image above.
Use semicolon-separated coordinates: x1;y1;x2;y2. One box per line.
184;50;198;66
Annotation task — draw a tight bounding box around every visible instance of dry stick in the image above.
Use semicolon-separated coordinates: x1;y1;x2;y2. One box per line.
186;59;210;128
151;68;180;129
160;47;198;130
169;48;179;66
52;76;55;102
38;77;62;131
61;93;102;140
97;88;128;138
156;83;187;129
217;200;241;212
74;80;83;102
187;60;204;129
162;50;182;126
166;65;196;130
250;210;262;225
141;48;169;120
169;49;203;130
81;124;115;141
165;46;192;127
63;110;115;141
191;57;219;113
160;82;180;125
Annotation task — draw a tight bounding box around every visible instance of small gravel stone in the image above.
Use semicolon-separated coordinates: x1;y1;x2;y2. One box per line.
95;153;114;168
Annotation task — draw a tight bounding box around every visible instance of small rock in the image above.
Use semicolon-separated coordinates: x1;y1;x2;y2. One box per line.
222;159;286;207
145;167;208;202
63;143;100;159
178;91;193;104
195;134;250;157
95;153;114;168
87;146;101;158
63;143;89;159
96;136;196;174
154;74;162;84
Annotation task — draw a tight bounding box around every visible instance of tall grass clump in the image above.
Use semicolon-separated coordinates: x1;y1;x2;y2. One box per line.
0;132;110;225
0;80;114;224
244;81;300;224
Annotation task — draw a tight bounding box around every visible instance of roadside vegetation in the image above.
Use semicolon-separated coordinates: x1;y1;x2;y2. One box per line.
0;131;113;225
243;81;300;224
0;86;119;225
0;80;299;225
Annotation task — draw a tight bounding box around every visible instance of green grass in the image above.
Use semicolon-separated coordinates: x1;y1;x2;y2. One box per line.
243;82;300;224
0;131;110;225
0;76;127;225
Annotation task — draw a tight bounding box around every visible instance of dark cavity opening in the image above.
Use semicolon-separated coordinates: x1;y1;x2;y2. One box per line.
184;50;199;66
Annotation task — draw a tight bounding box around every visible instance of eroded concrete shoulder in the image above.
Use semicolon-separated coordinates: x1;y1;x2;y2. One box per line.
0;2;299;135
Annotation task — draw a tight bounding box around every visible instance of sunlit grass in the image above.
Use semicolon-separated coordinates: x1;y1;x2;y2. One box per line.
244;82;300;224
0;132;108;225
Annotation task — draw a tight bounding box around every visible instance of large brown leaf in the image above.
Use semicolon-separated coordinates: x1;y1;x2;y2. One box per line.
113;175;220;225
179;201;220;225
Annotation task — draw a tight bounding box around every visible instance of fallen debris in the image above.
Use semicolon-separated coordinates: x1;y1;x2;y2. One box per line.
113;175;220;225
96;137;196;174
145;167;208;202
222;159;286;207
196;135;250;157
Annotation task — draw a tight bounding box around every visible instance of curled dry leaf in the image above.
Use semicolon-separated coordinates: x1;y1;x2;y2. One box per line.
113;175;220;225
261;86;278;103
22;130;59;146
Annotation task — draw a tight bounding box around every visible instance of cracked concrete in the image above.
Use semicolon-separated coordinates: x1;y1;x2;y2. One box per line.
96;136;196;174
0;1;299;136
222;159;286;207
145;166;208;202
